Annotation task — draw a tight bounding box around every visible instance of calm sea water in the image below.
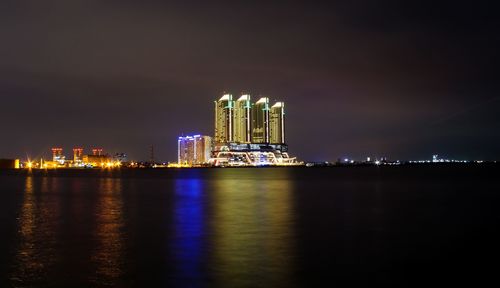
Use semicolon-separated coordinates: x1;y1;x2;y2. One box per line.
0;166;499;287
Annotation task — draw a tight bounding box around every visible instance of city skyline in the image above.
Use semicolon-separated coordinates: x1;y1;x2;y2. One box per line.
0;1;499;161
1;3;499;288
2;87;499;163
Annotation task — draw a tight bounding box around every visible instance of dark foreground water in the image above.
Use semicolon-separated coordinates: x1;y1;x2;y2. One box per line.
0;166;499;287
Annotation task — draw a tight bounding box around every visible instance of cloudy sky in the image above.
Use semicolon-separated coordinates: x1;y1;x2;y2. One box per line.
1;0;499;161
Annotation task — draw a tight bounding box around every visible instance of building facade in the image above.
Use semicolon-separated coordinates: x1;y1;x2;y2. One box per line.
233;94;252;143
73;148;83;163
213;93;285;146
82;155;111;166
209;93;297;166
178;135;212;165
269;102;285;144
252;97;270;143
51;147;64;162
0;159;20;169
214;94;233;144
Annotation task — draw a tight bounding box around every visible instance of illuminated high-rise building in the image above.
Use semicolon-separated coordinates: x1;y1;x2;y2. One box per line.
195;135;212;164
178;136;194;164
214;94;234;144
233;94;252;143
178;135;212;165
270;102;285;144
252;97;270;143
209;93;299;166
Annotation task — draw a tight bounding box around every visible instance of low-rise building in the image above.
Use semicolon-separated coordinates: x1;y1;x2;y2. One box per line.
0;159;20;169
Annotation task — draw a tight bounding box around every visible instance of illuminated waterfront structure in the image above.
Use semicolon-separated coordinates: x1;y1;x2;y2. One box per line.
82;154;112;167
51;147;65;164
210;150;297;166
269;102;285;144
214;94;233;144
178;135;213;166
73;148;83;163
210;93;299;166
19;147;122;169
52;147;62;161
233;94;252;143
252;97;270;143
214;94;285;146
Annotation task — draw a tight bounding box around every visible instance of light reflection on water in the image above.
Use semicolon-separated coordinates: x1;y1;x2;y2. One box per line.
172;177;205;286
7;170;296;287
11;176;61;287
210;170;296;288
2;167;499;287
90;178;125;286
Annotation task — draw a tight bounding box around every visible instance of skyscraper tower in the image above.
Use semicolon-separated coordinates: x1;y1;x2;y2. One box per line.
252;97;270;143
233;94;252;143
214;94;234;144
270;102;285;144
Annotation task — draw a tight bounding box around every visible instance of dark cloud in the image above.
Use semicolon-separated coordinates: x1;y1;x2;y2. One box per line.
1;0;499;161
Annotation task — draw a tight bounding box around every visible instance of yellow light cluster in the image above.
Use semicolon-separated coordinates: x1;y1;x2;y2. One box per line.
22;160;122;169
99;161;121;168
167;163;192;168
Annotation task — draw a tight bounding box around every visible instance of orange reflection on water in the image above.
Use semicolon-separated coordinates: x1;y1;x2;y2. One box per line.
90;178;125;286
11;176;61;286
210;170;295;287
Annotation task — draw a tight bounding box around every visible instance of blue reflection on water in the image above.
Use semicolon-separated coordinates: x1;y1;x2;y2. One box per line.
172;175;205;286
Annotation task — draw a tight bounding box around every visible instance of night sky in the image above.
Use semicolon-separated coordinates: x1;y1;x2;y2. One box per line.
1;1;499;162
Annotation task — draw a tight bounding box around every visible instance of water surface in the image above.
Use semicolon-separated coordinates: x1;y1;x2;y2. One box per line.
0;166;499;287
